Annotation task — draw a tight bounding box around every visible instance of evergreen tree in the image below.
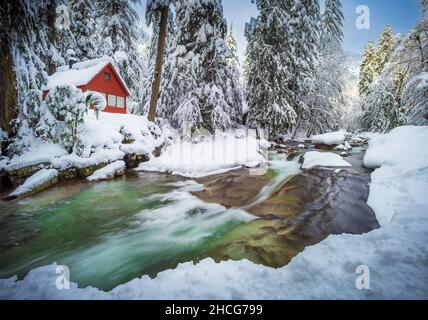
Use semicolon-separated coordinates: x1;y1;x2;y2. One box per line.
304;0;345;136
96;0;144;110
320;0;344;50
375;25;394;74
359;76;403;133
245;1;297;136
226;23;240;70
161;0;243;132
287;0;321;135
358;41;377;96
422;0;428;16
69;0;97;60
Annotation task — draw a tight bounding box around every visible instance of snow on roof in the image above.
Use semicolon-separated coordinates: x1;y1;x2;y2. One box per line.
42;57;131;95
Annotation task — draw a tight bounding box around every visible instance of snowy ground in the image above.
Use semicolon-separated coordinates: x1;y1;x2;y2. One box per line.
302;151;352;169
137;131;268;178
1;126;427;299
311;131;347;145
87;161;125;182
1;111;167;172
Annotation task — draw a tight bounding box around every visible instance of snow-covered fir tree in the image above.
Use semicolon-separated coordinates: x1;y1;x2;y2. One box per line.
245;1;297;136
69;0;97;60
159;0;243;132
359;75;403;133
246;0;321;137
225;22;244;120
320;0;344;51
358;15;428;132
422;0;428;16
42;85;87;154
96;0;145;111
358;41;377;96
0;0;51;154
289;0;321;136
226;23;240;71
304;0;345;135
375;25;394;74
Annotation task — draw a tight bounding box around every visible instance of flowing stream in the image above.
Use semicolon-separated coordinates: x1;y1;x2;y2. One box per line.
0;150;376;291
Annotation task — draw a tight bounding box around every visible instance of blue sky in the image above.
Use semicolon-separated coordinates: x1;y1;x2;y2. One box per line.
138;0;423;60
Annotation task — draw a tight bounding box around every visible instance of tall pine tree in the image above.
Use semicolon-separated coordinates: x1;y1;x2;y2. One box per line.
69;0;97;60
305;0;345;135
358;41;377;96
320;0;344;51
96;0;144;110
245;0;297;136
375;25;395;74
161;0;243;132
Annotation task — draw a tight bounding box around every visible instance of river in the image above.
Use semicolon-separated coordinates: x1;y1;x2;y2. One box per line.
0;149;379;291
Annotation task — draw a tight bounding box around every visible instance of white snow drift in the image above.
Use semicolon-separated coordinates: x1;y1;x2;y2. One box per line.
87;161;126;182
302;151;352;169
311;131;347;145
137;132;268;178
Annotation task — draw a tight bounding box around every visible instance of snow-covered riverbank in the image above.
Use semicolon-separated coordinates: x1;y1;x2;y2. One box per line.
1;126;427;299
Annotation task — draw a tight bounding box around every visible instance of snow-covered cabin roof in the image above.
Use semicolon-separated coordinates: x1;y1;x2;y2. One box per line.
42;57;131;95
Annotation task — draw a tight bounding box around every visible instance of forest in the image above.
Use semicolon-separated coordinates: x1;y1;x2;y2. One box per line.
0;0;426;149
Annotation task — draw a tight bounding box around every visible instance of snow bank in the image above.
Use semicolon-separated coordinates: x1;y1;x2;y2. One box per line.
302;151;351;169
311;131;346;145
87;161;126;181
2;141;67;171
137;133;267;178
364;126;428;226
8;169;58;197
79;111;165;158
2;127;428;300
3;111;167;172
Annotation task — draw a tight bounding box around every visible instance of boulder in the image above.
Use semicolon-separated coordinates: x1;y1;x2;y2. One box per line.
124;153;150;168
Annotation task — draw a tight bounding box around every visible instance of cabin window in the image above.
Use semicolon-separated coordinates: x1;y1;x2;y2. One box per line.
117;96;125;108
108;94;116;107
104;72;111;80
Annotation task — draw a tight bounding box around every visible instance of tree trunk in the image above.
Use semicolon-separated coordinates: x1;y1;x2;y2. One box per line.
0;42;17;135
46;0;57;75
148;5;169;122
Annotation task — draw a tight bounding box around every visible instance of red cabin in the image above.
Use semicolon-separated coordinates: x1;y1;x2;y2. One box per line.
42;57;130;114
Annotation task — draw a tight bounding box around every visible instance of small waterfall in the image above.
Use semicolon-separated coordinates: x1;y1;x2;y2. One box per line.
242;154;301;210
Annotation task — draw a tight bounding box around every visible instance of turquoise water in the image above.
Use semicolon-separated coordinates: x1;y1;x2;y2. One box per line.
0;172;253;291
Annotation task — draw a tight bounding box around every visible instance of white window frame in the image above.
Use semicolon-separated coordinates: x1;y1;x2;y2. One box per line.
108;94;117;107
117;96;125;108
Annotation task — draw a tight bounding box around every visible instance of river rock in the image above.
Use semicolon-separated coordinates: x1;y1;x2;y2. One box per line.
198;165;379;269
3;173;59;201
77;163;110;178
7;163;50;186
124;153;150;168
